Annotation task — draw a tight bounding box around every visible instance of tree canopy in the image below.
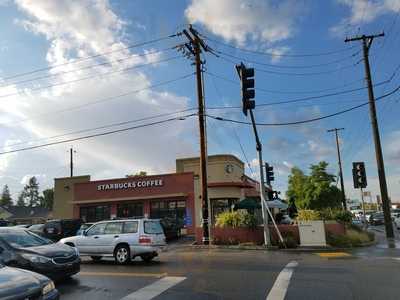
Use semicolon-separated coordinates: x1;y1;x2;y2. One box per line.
286;161;342;210
0;185;12;206
126;171;147;178
22;176;40;207
39;188;54;210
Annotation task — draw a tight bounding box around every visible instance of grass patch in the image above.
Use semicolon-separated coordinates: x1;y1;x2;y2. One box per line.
327;229;374;248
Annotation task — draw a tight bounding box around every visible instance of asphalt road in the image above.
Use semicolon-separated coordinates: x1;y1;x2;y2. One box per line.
55;240;400;300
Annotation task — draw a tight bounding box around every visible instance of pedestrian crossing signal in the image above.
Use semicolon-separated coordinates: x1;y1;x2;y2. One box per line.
352;162;367;188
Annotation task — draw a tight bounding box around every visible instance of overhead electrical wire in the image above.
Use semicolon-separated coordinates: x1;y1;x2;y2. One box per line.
1;33;180;81
0;55;184;99
3;107;197;149
202;34;358;57
214;49;361;69
0;47;174;88
205;70;366;95
0;72;195;128
0;113;197;155
206;84;400;126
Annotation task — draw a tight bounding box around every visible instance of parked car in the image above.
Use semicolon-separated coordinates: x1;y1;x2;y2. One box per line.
76;223;94;236
42;219;82;241
29;223;45;236
12;224;31;228
0;220;11;227
391;208;400;219
0;227;80;280
60;218;166;264
0;264;59;300
280;214;293;225
370;212;385;225
393;213;400;230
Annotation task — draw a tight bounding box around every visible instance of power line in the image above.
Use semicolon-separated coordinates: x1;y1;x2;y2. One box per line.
0;47;173;88
0;55;184;99
0;113;197;155
218;55;360;76
206;70;366;95
214;49;361;69
206;84;400;126
0;72;195;128
3;108;197;150
202;34;358;57
1;33;180;81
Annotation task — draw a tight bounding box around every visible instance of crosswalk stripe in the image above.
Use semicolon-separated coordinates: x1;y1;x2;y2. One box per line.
120;276;186;300
79;271;167;278
266;261;298;300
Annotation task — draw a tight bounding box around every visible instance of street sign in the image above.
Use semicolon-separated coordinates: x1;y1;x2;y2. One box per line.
352;162;367;188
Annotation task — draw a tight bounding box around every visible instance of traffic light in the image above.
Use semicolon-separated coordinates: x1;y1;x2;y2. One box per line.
265;163;274;185
236;62;255;116
352;162;367;188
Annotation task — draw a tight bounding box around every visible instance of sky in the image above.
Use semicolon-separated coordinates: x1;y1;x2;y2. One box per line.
0;0;399;204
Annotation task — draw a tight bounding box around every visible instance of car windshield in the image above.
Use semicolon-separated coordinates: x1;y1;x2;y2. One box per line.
144;221;164;234
29;224;43;230
0;230;52;248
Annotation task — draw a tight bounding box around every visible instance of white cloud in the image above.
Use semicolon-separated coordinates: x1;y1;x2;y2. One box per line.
0;1;196;192
185;0;301;50
332;0;400;35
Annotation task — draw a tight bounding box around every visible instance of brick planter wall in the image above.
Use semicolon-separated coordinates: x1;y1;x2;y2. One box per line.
195;222;346;245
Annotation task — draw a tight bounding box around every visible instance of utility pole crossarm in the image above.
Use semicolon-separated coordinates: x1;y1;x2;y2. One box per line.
345;32;384;43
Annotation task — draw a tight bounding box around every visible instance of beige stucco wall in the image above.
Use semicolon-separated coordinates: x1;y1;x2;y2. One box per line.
53;175;90;219
176;154;245;227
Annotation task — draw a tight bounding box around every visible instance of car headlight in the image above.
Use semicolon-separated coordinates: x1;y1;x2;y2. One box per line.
21;253;51;264
42;281;55;295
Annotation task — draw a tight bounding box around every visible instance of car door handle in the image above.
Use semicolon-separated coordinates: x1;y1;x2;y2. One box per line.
114;235;119;238
93;236;99;239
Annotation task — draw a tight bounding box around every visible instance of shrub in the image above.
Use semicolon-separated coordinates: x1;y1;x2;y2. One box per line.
320;208;352;224
278;231;298;249
296;210;321;221
215;211;257;229
327;229;374;247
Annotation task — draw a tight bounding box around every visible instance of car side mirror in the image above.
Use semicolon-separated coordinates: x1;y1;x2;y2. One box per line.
83;230;88;236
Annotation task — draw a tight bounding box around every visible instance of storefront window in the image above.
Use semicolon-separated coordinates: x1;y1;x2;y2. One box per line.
150;200;186;228
117;202;143;218
80;205;110;223
211;198;239;224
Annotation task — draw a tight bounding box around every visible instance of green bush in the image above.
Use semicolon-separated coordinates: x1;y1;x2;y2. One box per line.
319;208;353;224
327;229;374;247
296;209;321;221
215;211;257;229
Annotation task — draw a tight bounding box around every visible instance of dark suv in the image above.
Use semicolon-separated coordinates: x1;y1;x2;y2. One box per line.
43;219;82;241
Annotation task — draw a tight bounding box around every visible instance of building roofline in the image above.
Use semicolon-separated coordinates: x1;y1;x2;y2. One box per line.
55;175;91;181
176;154;244;165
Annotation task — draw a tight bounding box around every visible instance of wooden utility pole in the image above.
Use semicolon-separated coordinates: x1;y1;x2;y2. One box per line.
182;26;212;244
345;33;395;243
327;128;346;210
69;147;76;177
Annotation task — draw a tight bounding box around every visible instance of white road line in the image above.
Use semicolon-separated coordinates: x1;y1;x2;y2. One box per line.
266;261;298;300
120;276;186;300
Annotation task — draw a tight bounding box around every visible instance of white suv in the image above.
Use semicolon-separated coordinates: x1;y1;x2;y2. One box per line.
60;219;166;264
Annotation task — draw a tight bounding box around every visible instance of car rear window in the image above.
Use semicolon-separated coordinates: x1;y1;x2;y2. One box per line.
123;221;138;233
144;221;163;234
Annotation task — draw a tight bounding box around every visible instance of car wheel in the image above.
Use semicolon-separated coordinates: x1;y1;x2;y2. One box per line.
90;256;102;262
114;245;131;265
140;254;155;263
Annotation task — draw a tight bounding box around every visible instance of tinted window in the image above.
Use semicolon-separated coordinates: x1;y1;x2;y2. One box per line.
44;222;61;234
123;221;138;233
0;230;51;248
144;221;163;234
86;223;106;236
104;222;123;235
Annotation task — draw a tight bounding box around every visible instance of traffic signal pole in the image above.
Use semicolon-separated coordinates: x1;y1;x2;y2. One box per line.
327;128;346;210
345;33;395;244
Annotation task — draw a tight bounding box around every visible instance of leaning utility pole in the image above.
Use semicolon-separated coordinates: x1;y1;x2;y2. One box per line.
181;26;213;244
327;128;347;210
345;33;395;243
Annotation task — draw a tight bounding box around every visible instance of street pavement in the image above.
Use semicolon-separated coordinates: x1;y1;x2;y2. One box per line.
55;235;400;300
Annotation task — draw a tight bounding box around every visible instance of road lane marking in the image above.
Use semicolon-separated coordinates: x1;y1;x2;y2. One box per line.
79;271;167;278
120;276;186;300
266;261;298;300
316;252;351;258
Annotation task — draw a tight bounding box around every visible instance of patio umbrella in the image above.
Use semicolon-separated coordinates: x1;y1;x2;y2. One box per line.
233;198;261;210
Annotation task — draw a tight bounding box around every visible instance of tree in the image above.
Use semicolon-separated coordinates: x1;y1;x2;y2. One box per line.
0;185;12;206
17;192;25;207
286;162;342;210
22;176;40;207
39;188;54;210
126;171;147;178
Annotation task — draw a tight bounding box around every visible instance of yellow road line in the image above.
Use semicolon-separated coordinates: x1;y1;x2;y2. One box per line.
316;252;351;258
79;271;167;278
